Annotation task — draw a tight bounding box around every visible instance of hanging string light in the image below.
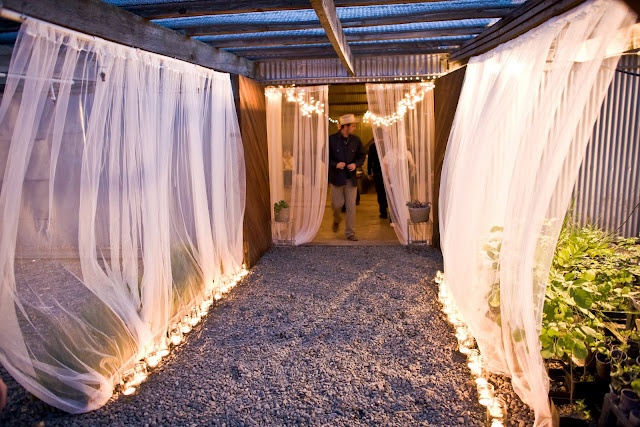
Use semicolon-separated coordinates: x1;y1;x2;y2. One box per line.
434;271;508;427
265;86;325;117
284;87;324;117
362;81;435;127
116;265;250;396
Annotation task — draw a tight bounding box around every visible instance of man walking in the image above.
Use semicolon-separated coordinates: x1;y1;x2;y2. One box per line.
329;114;365;241
367;140;388;219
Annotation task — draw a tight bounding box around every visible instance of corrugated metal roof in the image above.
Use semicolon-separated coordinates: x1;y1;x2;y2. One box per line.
110;0;525;67
0;0;572;82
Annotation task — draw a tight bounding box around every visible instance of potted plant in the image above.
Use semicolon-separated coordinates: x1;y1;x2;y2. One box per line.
406;200;431;223
274;200;290;222
551;398;592;427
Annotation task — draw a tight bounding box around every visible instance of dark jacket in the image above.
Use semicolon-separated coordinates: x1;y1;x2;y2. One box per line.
368;142;382;176
328;131;365;186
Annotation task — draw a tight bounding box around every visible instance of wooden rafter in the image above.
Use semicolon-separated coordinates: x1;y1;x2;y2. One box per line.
200;27;482;49
125;0;448;19
179;8;511;36
449;0;585;64
232;45;455;60
624;0;640;16
310;0;355;76
0;0;256;77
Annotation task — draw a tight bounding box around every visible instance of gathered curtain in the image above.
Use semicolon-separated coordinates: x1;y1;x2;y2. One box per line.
366;83;435;244
266;86;329;245
0;19;246;413
439;0;636;425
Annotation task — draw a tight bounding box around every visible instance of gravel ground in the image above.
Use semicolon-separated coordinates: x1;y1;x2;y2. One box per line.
0;245;535;426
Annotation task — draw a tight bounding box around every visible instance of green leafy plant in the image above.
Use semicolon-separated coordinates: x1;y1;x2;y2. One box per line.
483;226;503;327
555;399;591;421
274;200;289;215
541;217;640;365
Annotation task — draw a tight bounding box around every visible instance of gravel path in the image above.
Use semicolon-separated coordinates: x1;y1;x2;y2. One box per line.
0;246;535;426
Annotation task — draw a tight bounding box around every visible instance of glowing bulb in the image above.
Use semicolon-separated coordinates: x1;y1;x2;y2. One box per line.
169;325;183;345
158;337;170;357
477;383;494;406
133;361;148;385
145;351;160;368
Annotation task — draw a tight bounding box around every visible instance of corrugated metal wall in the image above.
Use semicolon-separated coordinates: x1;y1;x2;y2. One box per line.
572;54;640;237
258;54;446;84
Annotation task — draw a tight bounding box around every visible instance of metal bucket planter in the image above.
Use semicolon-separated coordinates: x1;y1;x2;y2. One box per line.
408;205;430;223
274;207;290;223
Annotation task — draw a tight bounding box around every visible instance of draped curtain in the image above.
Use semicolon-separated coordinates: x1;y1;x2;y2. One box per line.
0;19;246;413
366;83;435;244
439;1;636;425
266;86;329;245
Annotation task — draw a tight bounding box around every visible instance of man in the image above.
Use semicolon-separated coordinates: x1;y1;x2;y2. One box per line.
329;114;365;241
367;140;388;219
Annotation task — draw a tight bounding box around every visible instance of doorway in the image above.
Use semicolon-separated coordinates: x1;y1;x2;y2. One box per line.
308;84;399;245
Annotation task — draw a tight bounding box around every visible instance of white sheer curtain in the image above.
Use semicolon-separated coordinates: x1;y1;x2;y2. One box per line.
0;19;246;413
439;1;636;425
366;83;435;244
266;86;328;245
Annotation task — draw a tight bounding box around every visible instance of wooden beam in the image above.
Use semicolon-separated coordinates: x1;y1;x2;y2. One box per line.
623;0;640;16
449;0;585;63
310;0;355;76
124;0;313;19
232;45;455;60
125;0;450;19
200;27;482;49
0;0;256;78
179;9;512;36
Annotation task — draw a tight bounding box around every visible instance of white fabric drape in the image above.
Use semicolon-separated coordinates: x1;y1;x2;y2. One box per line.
366;83;435;244
0;19;246;413
266;86;329;245
439;1;636;425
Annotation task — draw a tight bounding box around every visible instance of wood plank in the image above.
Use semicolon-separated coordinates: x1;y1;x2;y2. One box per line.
238;75;271;267
180;9;513;36
432;67;466;250
0;0;256;78
206;27;482;49
230;44;456;60
306;0;354;75
125;0;453;19
624;0;640;16
449;0;585;63
124;0;313;19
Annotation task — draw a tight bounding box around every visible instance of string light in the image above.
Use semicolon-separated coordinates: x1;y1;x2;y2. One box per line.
363;81;435;127
116;264;250;397
265;86;325;117
435;271;508;426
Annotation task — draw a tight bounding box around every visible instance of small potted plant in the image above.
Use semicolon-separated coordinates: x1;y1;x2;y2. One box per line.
406;200;431;223
274;200;290;222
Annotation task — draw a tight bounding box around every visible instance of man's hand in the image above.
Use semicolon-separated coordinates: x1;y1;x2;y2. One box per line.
347;163;356;171
0;378;7;411
336;162;346;169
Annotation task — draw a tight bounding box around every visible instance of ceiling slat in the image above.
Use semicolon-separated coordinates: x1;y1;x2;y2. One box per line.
0;0;256;77
449;0;585;63
200;27;483;48
235;45;456;60
125;0;450;19
175;9;513;37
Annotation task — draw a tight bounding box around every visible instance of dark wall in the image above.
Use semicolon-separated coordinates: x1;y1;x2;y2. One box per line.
237;75;271;267
433;66;466;250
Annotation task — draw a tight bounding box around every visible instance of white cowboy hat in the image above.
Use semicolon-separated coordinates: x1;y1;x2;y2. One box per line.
338;114;360;126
